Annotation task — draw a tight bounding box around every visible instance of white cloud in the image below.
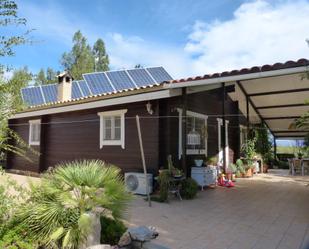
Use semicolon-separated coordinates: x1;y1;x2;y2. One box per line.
106;33;193;78
184;0;309;74
18;0;309;79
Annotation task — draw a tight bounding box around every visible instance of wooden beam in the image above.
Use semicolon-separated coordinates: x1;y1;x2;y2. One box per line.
236;81;275;137
256;103;309;110
263;116;301;120
273;130;309;133
248;88;309;97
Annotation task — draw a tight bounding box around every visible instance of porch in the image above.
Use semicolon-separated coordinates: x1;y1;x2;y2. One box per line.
129;170;309;249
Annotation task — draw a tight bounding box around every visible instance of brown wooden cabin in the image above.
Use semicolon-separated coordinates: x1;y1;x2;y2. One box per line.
7;68;246;176
8;59;308;176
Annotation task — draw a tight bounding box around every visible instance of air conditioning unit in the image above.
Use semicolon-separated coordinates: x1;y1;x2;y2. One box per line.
124;172;153;195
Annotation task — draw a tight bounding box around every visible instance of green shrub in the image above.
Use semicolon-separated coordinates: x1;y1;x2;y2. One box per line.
100;216;127;245
180;178;198;199
0;223;37;249
17;160;132;249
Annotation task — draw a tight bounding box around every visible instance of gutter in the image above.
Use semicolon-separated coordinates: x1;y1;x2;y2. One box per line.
163;66;309;89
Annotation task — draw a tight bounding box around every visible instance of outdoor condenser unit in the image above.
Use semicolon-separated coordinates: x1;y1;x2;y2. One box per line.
124;172;153;195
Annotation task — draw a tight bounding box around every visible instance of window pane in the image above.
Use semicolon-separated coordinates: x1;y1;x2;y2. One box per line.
114;116;121;127
114;127;121;140
104;127;112;140
104;117;112;128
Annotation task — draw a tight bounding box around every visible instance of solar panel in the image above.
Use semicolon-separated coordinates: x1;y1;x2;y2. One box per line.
127;69;156;87
83;73;114;95
78;80;92;96
41;84;57;103
21;87;45;106
72;81;83;99
146;67;173;83
21;67;173;107
106;71;136;91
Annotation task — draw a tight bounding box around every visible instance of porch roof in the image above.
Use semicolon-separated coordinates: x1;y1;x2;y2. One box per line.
164;58;309;139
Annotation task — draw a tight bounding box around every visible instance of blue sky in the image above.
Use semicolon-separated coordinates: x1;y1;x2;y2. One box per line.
5;0;309;79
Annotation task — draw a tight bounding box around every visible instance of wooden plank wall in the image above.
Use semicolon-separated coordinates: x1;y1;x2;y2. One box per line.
8;100;160;174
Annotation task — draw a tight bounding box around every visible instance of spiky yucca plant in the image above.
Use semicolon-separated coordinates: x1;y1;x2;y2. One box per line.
17;160;132;249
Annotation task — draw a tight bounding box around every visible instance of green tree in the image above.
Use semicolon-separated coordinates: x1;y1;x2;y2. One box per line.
46;67;57;83
34;68;46;85
61;30;95;80
0;0;31;59
0;0;34;163
93;38;109;72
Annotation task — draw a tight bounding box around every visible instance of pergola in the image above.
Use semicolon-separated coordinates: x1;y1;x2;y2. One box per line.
165;59;309;171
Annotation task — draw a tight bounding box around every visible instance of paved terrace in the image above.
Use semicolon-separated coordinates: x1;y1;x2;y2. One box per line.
128;170;309;249
4;170;309;249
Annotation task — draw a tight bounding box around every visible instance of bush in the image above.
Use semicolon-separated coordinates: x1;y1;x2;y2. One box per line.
17;160;132;249
0;223;37;249
180;178;198;199
100;216;127;245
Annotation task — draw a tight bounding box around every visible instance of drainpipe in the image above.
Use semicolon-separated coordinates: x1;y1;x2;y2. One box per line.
222;82;227;172
181;87;188;177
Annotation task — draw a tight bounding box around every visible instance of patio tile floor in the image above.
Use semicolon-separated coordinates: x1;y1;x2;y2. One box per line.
127;170;309;249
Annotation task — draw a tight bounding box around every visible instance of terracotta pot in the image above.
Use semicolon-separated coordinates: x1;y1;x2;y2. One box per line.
244;168;253;177
262;164;269;173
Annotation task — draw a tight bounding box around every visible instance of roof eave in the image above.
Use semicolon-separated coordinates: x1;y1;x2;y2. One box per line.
164;65;309;89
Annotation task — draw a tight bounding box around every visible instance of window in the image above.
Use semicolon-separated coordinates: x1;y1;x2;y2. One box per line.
29;119;41;145
98;109;127;149
177;109;208;158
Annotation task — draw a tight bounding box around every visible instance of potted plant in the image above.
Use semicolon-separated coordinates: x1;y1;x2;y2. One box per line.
167;155;183;178
228;163;237;181
234;159;245;178
241;138;257;177
206;156;218;167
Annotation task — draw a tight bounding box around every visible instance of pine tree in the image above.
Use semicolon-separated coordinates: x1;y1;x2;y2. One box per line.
46;67;57;83
93;38;109;72
61;30;95;80
35;68;46;85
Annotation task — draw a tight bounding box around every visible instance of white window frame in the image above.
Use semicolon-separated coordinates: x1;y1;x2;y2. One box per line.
29;119;41;146
98;109;127;149
177;108;208;159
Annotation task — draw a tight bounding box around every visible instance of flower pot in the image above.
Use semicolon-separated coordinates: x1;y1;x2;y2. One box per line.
244;168;253;177
262;164;269;173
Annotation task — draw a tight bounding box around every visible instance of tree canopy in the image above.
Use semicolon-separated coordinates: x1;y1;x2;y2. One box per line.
93;38;109;72
61;31;110;80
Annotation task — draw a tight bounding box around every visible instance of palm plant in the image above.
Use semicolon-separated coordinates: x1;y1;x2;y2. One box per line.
17;160;132;249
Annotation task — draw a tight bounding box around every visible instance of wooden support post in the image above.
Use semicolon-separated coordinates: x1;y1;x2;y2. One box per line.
246;95;250;130
222;82;227;172
181;87;188;177
136;115;151;207
274;137;277;162
39;115;48;172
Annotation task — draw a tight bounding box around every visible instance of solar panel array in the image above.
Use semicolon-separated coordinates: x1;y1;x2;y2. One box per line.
21;67;173;107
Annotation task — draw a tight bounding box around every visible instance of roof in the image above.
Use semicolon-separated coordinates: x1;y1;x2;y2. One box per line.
21;66;173;109
168;58;309;84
